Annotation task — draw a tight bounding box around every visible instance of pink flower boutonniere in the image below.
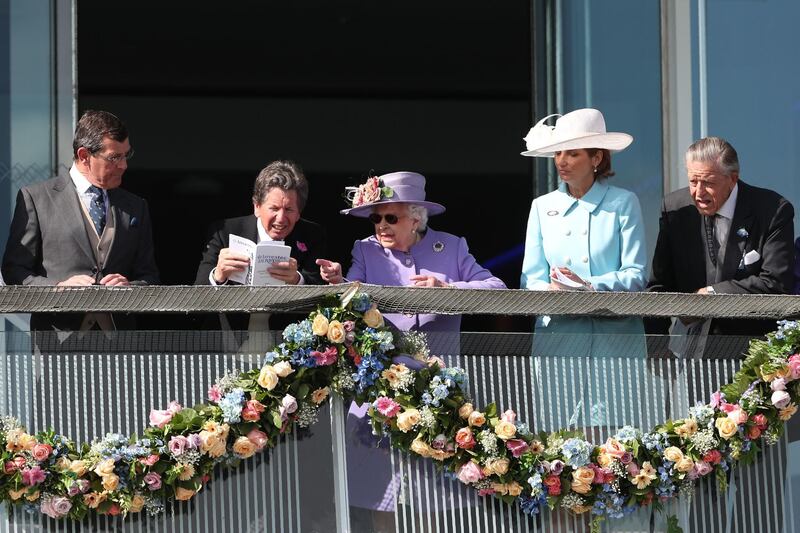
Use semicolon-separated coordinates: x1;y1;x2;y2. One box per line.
297;242;308;252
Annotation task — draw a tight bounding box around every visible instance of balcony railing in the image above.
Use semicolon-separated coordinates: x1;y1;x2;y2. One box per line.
0;285;798;532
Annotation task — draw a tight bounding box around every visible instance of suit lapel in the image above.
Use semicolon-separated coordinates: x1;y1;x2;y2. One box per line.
720;182;753;281
680;206;708;288
51;175;95;265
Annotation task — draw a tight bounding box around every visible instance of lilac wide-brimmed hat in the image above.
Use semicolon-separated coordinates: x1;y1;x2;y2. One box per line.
340;171;446;217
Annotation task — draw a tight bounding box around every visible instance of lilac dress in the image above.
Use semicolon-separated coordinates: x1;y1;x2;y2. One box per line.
345;228;506;511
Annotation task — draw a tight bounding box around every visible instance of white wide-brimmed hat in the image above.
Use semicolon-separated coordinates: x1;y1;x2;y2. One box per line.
520;108;633;157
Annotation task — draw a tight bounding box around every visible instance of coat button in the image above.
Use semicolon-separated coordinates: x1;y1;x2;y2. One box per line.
581;256;589;263
563;256;571;266
565;229;571;236
582;229;588;235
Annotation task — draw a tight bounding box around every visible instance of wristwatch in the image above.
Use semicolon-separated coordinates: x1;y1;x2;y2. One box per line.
705;285;716;294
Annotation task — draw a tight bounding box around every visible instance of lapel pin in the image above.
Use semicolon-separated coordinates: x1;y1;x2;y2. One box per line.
433;241;445;253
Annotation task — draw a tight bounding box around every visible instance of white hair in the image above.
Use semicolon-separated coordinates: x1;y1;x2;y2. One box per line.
406;203;429;231
685;136;740;176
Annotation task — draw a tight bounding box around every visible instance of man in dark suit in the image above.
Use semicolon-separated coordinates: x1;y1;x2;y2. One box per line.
648;136;795;340
2;110;159;348
194;160;326;341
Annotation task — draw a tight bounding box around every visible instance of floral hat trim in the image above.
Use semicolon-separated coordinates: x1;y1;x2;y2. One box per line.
345;176;394;209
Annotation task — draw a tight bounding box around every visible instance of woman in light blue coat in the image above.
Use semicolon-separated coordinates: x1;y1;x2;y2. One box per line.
520;108;648;432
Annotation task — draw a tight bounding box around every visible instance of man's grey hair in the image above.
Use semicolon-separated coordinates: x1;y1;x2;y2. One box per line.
407;203;429;231
685;136;740;176
252;160;309;210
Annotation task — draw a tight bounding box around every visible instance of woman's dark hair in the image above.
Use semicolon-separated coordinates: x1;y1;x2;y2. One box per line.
585;148;614;179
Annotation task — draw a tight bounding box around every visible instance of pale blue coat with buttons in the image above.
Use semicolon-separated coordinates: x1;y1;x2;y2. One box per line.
521;180;648;428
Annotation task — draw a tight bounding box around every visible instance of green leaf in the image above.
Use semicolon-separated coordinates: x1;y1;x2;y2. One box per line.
666;515;683;533
297;384;310;400
272;411;283;429
590;516;605;533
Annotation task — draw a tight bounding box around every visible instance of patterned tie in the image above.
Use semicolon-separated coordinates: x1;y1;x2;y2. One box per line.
703;214;719;266
88;185;106;235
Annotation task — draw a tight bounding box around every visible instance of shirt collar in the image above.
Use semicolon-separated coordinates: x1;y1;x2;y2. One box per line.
716;183;738;220
256;217;273;242
69;164;96;194
556;179;609;215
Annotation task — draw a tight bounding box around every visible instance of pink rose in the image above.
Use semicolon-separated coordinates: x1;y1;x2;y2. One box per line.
601;438;626;459
710;391;724;408
343;320;355;332
168;435;189;456
626;463;640;476
746;426;762;440
501;410;517;424
149;409;173;428
140;454;160;466
719;402;737;413
456;461;483;484
543;475;562;496
788;354;800;380
478;488;496;497
727;407;748;425
31;443;53;462
311;346;338;366
703;450;722;464
547;460;565;475
143;471;162;490
455;427;476;450
693;461;713;478
208;384;223;402
593;463;611;484
297;241;308;252
241;399;266;422
106;503;121;516
752;413;768;430
247;429;269;450
620;452;633;465
374;397;401;418
41;495;72;518
772;390;791;409
505;438;529;458
280;394;298;420
21;466;46;486
771;377;787;391
4;461;17;474
167;401;183;414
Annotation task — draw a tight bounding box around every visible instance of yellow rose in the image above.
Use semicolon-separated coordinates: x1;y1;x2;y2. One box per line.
506;481;523;497
102;474;120;492
410;438;432;458
178;464;196;481
571;480;592;494
676;456;695;473
84;492;107;509
596;452;613;468
327;320;346;343
175;487;196;501
494;420;517;441
396;409;421;432
779;403;798;421
257;365;279;390
233;436;258;458
54;456;71;471
19;433;36;451
675;418;698;438
573;466;595;484
312;314;329;336
491;482;509;495
311;387;330;405
468;411;486;427
363;306;384;328
485;457;510;476
208;438;227;458
458;403;474;419
94;458;116;477
8;487;26;500
715;417;738;440
199;431;220;454
663;446;684;463
130;494;146;513
273;361;294;378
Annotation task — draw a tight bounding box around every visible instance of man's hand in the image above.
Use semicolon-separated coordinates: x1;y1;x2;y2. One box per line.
316;259;343;284
409;274;450;288
268;257;300;285
99;273;130;286
57;274;96;287
214;248;250;283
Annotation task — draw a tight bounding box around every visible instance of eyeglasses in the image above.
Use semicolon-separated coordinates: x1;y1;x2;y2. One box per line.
368;213;404;225
93;149;134;164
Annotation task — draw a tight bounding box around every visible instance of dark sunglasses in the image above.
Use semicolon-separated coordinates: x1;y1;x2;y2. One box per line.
368;213;403;225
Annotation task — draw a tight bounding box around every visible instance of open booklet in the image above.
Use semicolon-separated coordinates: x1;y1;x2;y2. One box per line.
551;267;591;290
227;234;291;286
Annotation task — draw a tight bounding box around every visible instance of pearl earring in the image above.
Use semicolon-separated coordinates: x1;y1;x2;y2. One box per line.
593;167;598;173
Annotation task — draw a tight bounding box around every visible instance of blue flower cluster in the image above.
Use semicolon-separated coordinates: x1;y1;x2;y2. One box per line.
351;293;372;312
438;367;468;392
641;431;669;452
655;465;676;497
287;346;317;368
773;320;798;341
688;403;715;425
421;375;451;407
219;388;246;424
592;484;637;519
614;425;641;444
352;353;386;394
282;319;314;347
561;438;592;467
518;492;547;516
363;328;394;353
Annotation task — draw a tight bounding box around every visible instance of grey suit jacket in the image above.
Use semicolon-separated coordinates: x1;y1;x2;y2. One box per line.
1;174;159;332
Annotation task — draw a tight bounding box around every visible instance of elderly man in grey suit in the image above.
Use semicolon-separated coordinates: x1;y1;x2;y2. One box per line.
1;110;159;347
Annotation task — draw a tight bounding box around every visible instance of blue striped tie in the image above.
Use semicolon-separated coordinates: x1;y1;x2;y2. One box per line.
88;185;106;235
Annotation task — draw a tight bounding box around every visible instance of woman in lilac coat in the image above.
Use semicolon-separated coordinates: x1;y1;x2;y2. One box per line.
317;171;505;526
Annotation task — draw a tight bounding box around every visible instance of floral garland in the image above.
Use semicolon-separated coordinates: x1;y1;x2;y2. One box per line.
1;289;798;531
344;175;394;209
